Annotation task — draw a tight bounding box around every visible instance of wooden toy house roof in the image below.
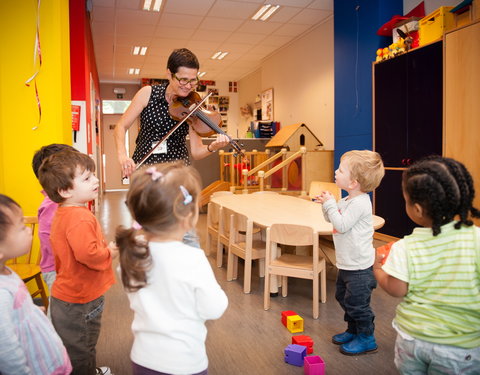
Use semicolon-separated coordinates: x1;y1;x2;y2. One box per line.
265;123;323;149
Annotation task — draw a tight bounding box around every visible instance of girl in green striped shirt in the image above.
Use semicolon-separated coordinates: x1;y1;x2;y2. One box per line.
374;156;480;374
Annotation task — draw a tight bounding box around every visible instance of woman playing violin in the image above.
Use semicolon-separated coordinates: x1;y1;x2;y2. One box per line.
114;48;229;178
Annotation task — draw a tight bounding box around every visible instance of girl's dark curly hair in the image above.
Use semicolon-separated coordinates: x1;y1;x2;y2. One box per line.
403;156;480;236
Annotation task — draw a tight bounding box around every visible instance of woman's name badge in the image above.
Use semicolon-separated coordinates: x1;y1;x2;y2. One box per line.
152;140;167;154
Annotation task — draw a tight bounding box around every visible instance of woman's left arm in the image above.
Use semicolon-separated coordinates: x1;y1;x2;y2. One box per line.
188;126;229;160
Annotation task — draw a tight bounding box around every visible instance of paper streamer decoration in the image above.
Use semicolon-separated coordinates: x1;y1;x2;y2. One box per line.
25;0;42;130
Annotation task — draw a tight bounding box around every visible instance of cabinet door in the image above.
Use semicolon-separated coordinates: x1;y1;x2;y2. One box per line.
374;169;416;238
374;54;408;167
407;41;443;162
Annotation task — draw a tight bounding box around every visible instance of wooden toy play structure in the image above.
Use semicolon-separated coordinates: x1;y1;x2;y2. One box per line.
199;123;334;205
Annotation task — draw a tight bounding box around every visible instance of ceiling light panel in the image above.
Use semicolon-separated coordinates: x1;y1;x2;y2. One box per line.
252;4;271;20
260;5;280;21
152;0;162;12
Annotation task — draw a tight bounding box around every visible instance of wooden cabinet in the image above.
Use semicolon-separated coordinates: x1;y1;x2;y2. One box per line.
373;41;443;238
444;21;480;222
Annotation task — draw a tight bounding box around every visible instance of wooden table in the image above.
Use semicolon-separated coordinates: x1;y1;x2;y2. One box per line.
211;193;385;293
211;193;385;234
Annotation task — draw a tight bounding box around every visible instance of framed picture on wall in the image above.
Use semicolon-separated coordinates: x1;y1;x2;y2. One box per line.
261;88;273;121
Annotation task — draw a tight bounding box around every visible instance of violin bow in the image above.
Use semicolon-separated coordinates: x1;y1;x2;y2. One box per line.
134;92;213;170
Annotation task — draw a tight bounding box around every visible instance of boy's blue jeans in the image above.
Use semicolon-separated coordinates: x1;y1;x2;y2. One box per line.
335;266;377;336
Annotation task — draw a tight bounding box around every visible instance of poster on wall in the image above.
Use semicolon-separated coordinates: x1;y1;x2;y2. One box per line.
219;96;229;113
261;88;273;121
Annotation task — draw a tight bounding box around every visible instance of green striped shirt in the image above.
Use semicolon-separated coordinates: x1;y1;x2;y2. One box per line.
389;222;480;348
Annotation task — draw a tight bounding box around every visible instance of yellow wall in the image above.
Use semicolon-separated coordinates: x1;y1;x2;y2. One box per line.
0;1;71;215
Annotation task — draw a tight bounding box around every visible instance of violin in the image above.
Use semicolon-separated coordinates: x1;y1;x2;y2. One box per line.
134;91;244;170
169;91;244;156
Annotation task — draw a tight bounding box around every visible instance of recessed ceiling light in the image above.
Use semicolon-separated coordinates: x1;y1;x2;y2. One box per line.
143;0;152;11
198;72;206;78
260;5;280;21
133;46;148;55
211;51;222;59
218;52;228;60
252;4;271;20
143;0;162;11
152;0;162;11
128;68;140;75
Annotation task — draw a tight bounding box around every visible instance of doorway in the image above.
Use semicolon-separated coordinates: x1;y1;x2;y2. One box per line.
102;114;139;191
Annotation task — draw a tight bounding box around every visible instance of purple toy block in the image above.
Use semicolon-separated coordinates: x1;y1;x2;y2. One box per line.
284;344;306;367
304;355;325;375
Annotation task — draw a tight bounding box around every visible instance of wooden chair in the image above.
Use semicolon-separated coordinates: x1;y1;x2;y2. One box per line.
252;191;279;195
216;206;235;268
308;181;341;201
226;210;266;293
206;201;222;257
8;216;49;310
264;223;326;319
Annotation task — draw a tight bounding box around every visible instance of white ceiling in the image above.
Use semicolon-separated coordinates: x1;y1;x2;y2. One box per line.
90;0;333;83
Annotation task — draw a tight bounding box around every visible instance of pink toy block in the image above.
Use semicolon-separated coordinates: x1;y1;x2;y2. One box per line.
292;335;314;354
284;344;306;367
304;355;325;375
286;315;303;333
281;310;297;327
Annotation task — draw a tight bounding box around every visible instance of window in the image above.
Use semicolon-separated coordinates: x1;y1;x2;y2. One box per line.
102;100;131;114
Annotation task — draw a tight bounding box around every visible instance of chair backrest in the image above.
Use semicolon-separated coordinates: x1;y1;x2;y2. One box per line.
268;223;317;247
207;201;222;227
308;181;341;201
221;207;236;237
7;216;40;265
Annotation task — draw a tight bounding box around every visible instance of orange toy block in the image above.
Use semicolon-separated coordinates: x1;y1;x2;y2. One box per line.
292;335;314;354
281;310;297;327
286;315;304;333
376;241;396;265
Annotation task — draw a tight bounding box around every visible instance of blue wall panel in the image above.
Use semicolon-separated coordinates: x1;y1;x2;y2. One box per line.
333;0;403;169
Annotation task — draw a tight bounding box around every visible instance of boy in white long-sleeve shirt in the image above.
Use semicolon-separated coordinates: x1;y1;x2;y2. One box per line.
316;150;384;356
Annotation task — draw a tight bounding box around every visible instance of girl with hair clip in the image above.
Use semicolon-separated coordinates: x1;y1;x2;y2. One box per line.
116;163;228;375
374;156;480;374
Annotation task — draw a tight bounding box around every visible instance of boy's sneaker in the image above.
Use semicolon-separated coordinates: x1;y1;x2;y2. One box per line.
332;331;356;345
96;367;113;375
339;333;378;355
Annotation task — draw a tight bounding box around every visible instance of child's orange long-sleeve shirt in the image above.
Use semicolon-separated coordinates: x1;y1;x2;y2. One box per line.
50;206;115;304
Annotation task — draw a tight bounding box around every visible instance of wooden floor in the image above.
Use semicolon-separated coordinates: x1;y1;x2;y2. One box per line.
95;191;401;375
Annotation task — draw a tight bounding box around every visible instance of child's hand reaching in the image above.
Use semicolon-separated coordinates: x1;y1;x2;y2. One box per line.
108;241;119;259
374;249;385;270
313;191;335;204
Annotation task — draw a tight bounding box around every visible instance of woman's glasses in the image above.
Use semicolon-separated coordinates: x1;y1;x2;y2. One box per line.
173;74;199;87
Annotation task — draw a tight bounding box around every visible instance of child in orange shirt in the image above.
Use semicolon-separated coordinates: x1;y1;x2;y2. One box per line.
38;150;118;375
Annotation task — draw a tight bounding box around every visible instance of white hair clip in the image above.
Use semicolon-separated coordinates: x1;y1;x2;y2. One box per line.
146;167;163;181
179;185;193;205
